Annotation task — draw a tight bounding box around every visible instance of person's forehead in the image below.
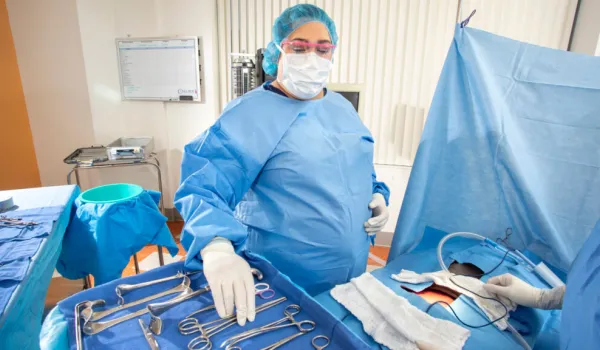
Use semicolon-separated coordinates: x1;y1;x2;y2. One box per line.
287;22;330;42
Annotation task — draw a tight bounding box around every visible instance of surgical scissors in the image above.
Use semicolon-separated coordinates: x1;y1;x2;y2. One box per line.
149;268;265;335
312;335;330;349
221;305;315;350
180;297;287;350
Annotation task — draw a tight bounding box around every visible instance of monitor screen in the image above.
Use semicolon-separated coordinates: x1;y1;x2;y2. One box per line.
335;90;360;112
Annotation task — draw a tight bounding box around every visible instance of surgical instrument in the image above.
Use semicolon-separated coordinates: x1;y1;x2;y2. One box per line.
148;285;211;335
312;335;330;349
179;296;286;333
116;271;201;305
260;331;310;350
437;231;532;350
0;215;38;227
255;283;275;300
181;297;288;350
83;305;147;335
149;268;265;335
82;276;191;321
74;300;105;350
511;250;565;288
179;282;272;324
139;319;160;350
221;305;315;349
82;285;203;335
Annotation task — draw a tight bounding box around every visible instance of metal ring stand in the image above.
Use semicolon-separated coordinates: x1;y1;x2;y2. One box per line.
67;154;167;289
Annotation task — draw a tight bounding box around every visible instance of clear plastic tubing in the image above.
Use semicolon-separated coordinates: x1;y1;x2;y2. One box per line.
436;231;532;350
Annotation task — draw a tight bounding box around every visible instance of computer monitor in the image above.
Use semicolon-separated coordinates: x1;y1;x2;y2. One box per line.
328;83;365;117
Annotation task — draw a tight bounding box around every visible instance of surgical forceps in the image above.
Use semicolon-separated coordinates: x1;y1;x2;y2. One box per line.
149;268;265;335
180;297;288;350
312;335;330;349
258;330;312;350
180;282;273;323
221;305;316;350
254;283;275;300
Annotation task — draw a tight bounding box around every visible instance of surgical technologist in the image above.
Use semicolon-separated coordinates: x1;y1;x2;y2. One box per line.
175;4;390;326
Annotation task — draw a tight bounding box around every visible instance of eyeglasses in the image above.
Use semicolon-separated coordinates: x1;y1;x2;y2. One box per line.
280;40;336;56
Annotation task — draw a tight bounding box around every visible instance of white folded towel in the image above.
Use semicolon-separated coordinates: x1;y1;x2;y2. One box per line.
331;273;470;350
391;269;517;330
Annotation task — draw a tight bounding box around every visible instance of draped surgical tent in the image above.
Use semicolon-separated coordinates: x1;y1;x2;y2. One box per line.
389;25;600;273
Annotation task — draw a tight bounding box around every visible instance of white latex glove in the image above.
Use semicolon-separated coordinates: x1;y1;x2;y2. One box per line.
364;193;389;235
483;273;565;310
200;237;256;326
416;341;441;350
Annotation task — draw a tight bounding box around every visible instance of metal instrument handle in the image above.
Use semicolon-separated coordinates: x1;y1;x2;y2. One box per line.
83;307;148;335
139;319;160;350
116;272;186;304
147;285;210;317
91;276;190;320
148;286;211;335
74;302;86;350
228;320;316;348
261;331;307;350
312;335;330;349
188;335;210;350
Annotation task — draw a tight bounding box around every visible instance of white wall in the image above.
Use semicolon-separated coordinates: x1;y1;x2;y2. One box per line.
74;0;220;206
6;0;95;187
569;0;600;55
7;0;220;207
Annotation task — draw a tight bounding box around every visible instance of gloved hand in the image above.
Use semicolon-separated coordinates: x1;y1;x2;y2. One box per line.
200;237;256;325
483;273;565;310
364;193;389;235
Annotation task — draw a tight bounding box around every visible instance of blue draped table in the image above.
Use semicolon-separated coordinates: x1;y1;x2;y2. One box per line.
0;185;78;350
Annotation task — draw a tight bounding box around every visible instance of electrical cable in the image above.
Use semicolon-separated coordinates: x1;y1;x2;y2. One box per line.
425;249;511;328
434;232;532;350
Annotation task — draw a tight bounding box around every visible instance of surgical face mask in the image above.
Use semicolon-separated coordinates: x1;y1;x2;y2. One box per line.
276;45;332;100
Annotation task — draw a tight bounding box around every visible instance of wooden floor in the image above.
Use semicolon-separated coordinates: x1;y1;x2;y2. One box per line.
44;221;390;315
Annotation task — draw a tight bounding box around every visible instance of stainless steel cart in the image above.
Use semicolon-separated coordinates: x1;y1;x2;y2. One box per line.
64;142;167;288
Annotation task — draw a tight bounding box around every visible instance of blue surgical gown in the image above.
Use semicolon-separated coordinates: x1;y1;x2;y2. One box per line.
561;219;600;349
175;86;390;295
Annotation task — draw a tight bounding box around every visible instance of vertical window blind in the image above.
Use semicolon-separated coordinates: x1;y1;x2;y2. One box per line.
217;0;577;166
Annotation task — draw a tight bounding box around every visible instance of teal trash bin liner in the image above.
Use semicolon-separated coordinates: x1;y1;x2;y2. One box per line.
57;185;178;285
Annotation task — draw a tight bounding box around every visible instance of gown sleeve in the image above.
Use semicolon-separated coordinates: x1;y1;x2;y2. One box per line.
174;96;297;270
372;165;391;205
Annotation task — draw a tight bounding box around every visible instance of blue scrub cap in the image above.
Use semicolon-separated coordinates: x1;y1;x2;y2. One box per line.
263;4;338;76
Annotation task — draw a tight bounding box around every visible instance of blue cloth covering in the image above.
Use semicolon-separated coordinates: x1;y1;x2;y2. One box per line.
315;227;560;349
45;252;370;350
175;86;389;296
561;219;600;349
389;25;600;273
0;206;66;318
0;206;64;242
57;190;178;285
0;260;33;318
0;185;78;350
